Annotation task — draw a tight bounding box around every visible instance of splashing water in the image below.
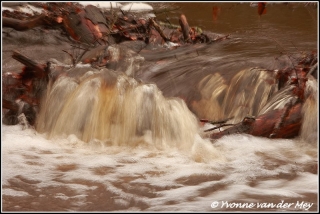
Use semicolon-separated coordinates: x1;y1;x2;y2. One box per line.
3;66;318;212
191;66;318;143
35;67;206;154
193;68;279;123
2;2;318;211
300;76;318;143
3;38;318;213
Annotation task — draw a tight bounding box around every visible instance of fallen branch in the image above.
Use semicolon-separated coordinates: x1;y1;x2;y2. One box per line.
12;50;47;78
2;14;47;31
210;117;256;139
204;123;234;132
150;18;169;42
179;14;190;42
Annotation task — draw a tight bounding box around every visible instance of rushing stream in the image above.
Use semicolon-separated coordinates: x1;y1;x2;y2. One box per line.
1;2;318;212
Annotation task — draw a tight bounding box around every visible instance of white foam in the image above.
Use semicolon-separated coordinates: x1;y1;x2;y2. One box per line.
2;6;14;12
2;189;30;197
79;1;123;9
3;4;45;15
121;3;153;12
2;124;317;210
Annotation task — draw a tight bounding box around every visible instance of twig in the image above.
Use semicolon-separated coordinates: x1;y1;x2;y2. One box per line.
265;36;300;88
204;124;234;132
307;62;318;77
62;50;76;66
75;48;90;64
200;116;234;125
149;18;169;42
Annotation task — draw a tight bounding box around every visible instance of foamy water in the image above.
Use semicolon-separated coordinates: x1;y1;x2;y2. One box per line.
2;47;318;212
2;123;317;211
1;2;318;211
79;2;123;9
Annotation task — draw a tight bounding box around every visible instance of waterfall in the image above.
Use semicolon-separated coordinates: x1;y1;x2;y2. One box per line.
193;68;278;123
36;67;200;151
300;76;318;144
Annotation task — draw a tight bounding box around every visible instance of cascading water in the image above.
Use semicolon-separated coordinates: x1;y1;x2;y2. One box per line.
36;67;200;152
192;68;279;123
2;2;318;212
300;76;318;143
193;67;317;143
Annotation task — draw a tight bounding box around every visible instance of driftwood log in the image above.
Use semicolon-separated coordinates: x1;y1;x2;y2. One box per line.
2;14;47;31
207;103;302;140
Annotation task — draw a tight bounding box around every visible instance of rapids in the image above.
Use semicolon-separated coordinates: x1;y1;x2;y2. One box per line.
2;2;318;212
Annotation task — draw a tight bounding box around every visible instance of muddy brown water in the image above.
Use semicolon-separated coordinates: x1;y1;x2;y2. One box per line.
2;2;318;212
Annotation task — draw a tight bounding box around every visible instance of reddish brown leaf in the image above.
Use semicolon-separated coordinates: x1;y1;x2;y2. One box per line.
258;2;267;16
212;6;220;21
